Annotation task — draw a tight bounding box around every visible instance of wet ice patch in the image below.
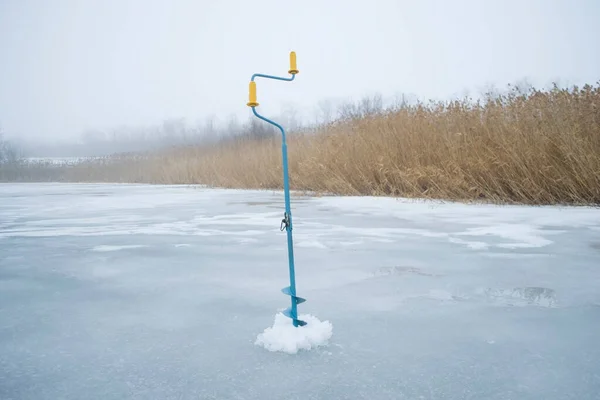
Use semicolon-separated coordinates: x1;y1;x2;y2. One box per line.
255;313;333;354
478;287;557;307
91;245;148;252
482;252;553;259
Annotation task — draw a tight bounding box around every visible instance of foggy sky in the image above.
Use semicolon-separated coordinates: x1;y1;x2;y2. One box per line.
1;0;599;141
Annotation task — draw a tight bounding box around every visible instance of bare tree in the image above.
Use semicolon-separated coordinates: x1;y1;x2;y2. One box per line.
359;93;383;116
336;99;361;121
315;99;334;125
280;102;301;132
390;92;411;111
0;128;20;164
243;115;276;140
204;114;216;136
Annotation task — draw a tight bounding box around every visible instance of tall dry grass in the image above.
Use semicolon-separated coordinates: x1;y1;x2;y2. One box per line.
66;83;600;205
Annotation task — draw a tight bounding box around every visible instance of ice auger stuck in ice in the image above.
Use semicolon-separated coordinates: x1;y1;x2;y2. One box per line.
247;52;306;327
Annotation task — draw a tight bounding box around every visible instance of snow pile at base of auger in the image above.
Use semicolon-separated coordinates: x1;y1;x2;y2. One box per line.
255;312;333;354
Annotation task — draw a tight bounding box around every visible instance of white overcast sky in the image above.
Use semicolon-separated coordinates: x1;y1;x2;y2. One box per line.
1;0;599;140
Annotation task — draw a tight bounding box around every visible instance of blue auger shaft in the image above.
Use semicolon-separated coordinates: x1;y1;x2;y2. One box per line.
248;59;306;327
251;105;306;327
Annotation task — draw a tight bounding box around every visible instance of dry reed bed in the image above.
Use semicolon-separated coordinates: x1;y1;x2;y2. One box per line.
66;83;600;205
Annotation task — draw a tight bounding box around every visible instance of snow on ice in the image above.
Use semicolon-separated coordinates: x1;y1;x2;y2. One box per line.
255;312;333;354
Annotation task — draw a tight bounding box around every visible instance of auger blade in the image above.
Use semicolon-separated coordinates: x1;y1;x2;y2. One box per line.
282;307;307;327
281;286;306;304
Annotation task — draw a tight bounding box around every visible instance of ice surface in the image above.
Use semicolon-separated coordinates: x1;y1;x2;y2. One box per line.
1;183;600;399
255;312;333;354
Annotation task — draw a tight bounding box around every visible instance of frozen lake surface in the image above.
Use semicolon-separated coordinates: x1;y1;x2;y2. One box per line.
1;183;599;399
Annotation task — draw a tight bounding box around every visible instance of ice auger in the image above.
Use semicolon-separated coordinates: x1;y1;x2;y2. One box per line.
247;51;306;327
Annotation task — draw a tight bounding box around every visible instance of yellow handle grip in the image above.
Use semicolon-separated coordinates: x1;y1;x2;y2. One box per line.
247;81;259;107
288;51;299;75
